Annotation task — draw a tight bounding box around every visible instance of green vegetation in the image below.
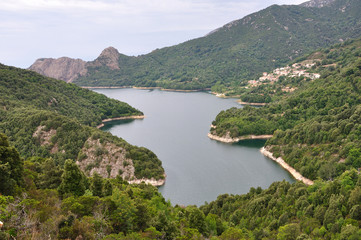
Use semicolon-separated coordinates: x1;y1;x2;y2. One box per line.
211;38;361;181
0;64;142;127
1;133;360;239
74;0;361;90
2;1;361;238
0;64;164;180
0;133;23;196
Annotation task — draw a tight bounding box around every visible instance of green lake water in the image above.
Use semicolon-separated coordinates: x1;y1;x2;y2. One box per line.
94;88;295;206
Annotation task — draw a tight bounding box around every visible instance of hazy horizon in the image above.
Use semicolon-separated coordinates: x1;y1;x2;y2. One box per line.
1;0;306;68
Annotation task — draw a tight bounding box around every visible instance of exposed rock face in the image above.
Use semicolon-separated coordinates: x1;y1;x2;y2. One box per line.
76;138;135;180
300;0;337;8
88;47;121;70
29;57;87;82
33;125;57;145
32;125;63;154
28;46;120;82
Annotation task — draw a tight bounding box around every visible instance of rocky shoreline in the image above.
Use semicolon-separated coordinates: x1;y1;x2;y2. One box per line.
128;175;166;187
97;115;145;128
207;132;273;143
237;101;267;106
260;147;314;185
208;132;313;185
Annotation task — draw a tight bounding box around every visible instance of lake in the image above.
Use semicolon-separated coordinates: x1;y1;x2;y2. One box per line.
94;88;294;206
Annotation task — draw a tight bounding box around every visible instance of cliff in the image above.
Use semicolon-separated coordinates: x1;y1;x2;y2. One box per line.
29;57;87;82
28;46;121;82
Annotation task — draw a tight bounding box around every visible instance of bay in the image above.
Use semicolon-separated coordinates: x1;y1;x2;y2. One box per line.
94;88;295;206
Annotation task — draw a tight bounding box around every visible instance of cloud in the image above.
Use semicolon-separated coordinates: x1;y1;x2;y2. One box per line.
0;0;308;68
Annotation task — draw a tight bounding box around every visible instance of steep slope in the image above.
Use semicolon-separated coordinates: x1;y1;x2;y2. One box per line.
0;64;164;182
29;0;361;90
210;38;361;181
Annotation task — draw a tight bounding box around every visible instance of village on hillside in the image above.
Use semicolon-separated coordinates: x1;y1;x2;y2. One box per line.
247;60;321;92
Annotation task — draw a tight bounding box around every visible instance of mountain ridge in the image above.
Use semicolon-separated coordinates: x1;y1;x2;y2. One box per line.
29;0;361;89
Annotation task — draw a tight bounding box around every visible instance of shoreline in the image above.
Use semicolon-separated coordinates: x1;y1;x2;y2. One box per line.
82;86;132;89
83;86;211;92
207;132;273;143
97;115;145;128
211;92;241;99
237;101;267;106
208;132;313;185
260;147;314;185
128;176;166;187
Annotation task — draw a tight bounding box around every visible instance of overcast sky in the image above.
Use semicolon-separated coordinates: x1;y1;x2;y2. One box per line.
1;0;306;68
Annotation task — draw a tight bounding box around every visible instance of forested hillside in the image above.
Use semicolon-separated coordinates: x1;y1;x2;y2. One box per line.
1;132;360;239
0;64;164;181
211;38;361;182
30;0;361;90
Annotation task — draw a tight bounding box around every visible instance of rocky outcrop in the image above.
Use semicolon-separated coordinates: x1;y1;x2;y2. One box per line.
76;137;165;186
32;125;63;154
87;47;120;70
28;46;121;82
300;0;336;8
29;57;87;82
77;138;135;180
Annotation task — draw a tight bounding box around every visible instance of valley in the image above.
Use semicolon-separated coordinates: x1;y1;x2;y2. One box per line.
1;0;361;239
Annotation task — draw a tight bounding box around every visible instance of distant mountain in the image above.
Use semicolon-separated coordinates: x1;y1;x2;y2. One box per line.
29;47;121;83
29;0;361;90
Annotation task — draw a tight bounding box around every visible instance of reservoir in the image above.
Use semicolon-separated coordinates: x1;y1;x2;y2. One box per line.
94;88;294;206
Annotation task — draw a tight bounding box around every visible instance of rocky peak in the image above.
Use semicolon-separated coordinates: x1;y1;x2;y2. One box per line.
29;57;87;83
300;0;337;8
28;47;122;82
92;46;121;70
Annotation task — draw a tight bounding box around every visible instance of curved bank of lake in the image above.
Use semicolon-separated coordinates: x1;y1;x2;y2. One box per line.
94;88;295;206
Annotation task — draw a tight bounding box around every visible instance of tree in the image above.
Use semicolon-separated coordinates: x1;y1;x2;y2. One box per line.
103;179;113;196
0;133;24;195
91;172;103;197
58;159;86;196
186;206;206;235
350;205;361;220
37;158;63;189
219;227;246;240
277;223;300;240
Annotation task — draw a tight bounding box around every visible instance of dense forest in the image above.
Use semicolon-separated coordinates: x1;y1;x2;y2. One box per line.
0;65;164;180
211;38;361;183
1;132;361;239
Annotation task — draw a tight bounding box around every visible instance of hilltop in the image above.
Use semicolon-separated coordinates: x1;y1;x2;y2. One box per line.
0;64;164;182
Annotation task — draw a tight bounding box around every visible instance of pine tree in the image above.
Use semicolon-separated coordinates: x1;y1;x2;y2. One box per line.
91;172;103;197
0;133;24;195
58;159;86;196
